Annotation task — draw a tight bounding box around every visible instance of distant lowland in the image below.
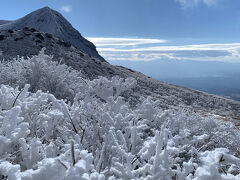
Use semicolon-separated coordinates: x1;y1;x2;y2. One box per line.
110;59;240;101
159;76;240;101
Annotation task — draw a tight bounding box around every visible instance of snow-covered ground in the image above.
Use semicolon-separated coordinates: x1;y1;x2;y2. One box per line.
1;7;240;179
0;53;240;179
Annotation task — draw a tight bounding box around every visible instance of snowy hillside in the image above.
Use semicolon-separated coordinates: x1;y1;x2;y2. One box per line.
1;7;240;179
0;28;240;120
0;7;104;61
0;58;240;179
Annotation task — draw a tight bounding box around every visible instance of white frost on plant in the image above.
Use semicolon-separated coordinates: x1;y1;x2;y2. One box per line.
0;52;240;179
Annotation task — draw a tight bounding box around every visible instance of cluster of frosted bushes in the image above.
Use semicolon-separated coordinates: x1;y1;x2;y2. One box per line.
0;77;240;179
0;48;85;101
0;52;240;179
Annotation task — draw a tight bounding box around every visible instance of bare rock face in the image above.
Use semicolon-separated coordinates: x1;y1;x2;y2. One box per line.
0;7;105;62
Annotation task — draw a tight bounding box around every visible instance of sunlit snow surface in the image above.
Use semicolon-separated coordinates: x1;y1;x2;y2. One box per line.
0;59;240;179
0;7;240;179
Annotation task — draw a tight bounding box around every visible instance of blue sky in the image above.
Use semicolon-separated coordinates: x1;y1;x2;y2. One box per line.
1;0;240;62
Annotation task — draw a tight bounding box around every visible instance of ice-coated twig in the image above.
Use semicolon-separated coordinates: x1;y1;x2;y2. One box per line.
71;140;76;166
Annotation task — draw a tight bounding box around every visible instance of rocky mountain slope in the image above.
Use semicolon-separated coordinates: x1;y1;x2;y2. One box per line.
0;20;11;25
0;7;104;61
0;7;239;120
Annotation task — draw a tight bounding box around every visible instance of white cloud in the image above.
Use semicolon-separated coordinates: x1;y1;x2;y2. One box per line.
88;37;240;62
175;0;217;8
97;43;240;52
60;5;72;13
87;37;167;47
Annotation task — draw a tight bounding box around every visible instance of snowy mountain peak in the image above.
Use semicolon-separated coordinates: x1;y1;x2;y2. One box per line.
0;7;105;61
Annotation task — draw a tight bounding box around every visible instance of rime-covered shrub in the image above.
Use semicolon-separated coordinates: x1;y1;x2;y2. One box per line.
0;48;85;101
1;51;240;179
1;83;240;179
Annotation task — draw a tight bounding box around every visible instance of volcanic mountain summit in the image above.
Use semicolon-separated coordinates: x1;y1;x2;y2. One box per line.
0;7;104;61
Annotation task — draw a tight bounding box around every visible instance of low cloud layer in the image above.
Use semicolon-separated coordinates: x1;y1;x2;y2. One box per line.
87;37;167;47
87;37;240;62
